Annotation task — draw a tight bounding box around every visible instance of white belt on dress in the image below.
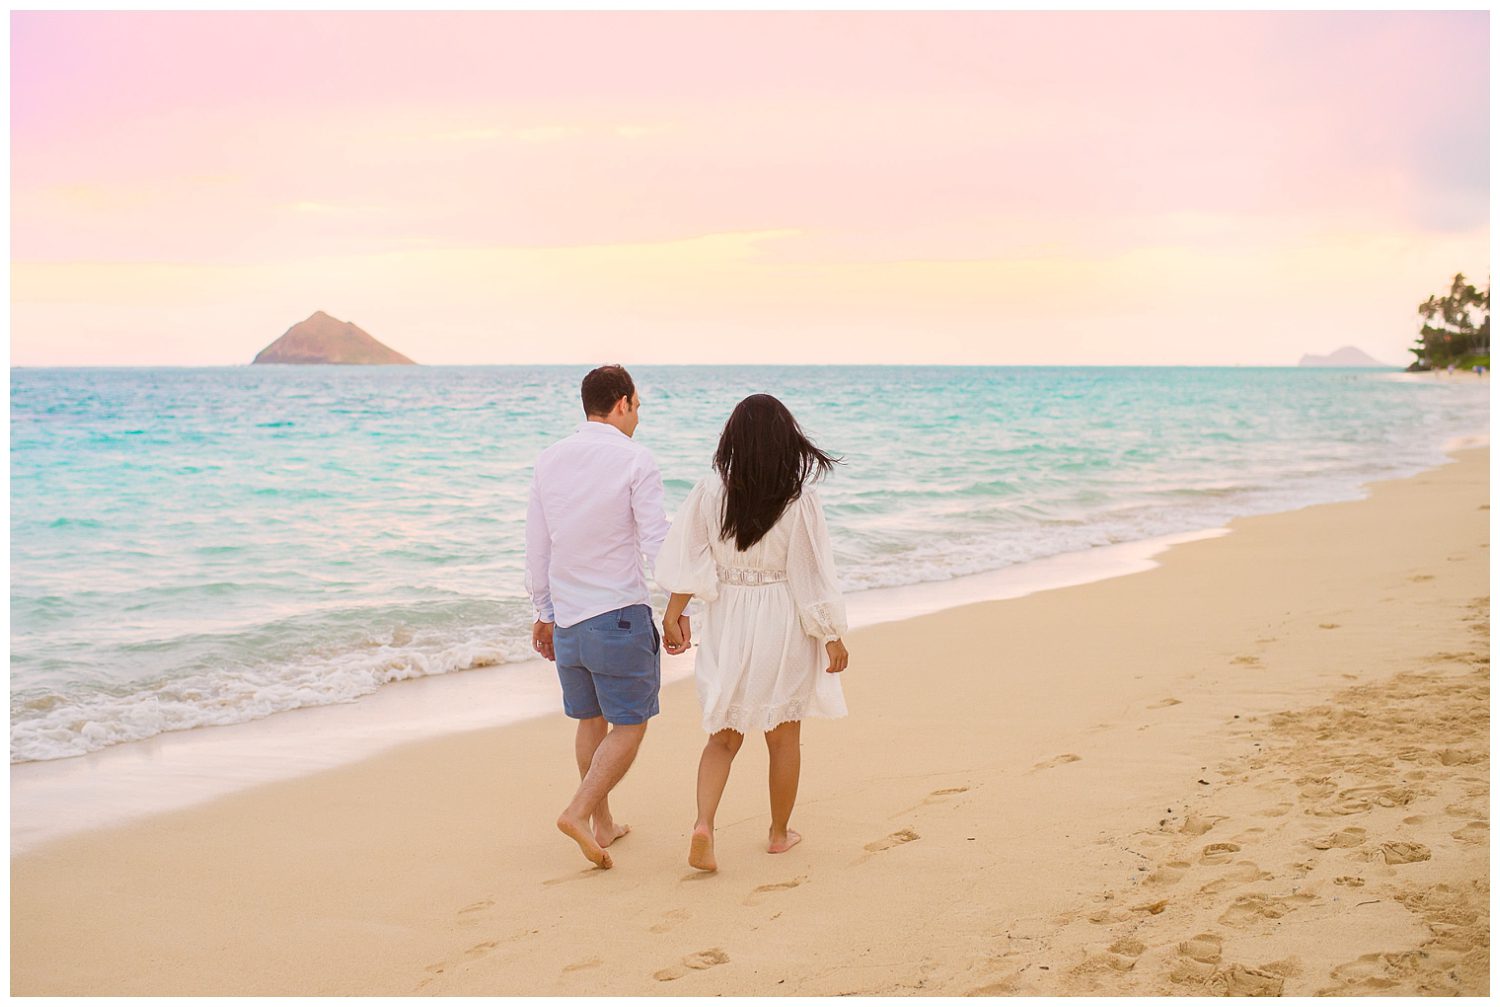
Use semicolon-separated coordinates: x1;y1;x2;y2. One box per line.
716;565;788;586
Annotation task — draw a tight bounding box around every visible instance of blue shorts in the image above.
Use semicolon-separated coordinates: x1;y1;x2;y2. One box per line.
553;604;661;725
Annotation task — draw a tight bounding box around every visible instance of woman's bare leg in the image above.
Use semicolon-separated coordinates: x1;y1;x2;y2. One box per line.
690;728;743;871
765;720;803;853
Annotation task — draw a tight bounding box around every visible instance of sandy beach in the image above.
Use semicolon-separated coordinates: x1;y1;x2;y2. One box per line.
10;447;1488;996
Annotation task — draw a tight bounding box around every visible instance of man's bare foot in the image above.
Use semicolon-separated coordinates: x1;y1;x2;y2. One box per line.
768;828;802;854
688;825;717;872
557;814;613;869
595;820;631;849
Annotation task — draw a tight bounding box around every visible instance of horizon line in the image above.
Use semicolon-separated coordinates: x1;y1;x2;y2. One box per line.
10;361;1407;370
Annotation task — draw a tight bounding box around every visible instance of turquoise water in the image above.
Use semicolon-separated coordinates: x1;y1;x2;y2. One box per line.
10;365;1488;762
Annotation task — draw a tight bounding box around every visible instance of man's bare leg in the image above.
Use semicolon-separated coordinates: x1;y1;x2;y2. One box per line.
766;720;803;853
557;721;648;869
689;729;744;872
574;717;629;848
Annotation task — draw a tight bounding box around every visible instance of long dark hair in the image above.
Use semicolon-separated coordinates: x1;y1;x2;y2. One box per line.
714;394;839;551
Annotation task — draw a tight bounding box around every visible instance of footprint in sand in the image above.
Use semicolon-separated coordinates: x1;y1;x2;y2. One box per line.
649;908;691;934
1147;698;1182;709
1130;898;1170;915
753;878;803;894
1315;785;1415;817
1180;813;1228;836
464;940;499;960
1200;842;1241;865
457;898;494;917
1167;931;1224;985
893;785;972;817
1298;776;1338;799
1207;964;1287;996
1199;862;1272;895
1179;932;1223;964
1319;623;1341;629
542;868;608;887
1218;893;1317;927
1309;826;1367;850
1230;655;1261;667
864;829;920;853
744;876;805;906
1333;876;1366;887
1143;861;1192;887
563;956;602;973
1324;950;1427;993
653;948;729;982
1451;821;1489;844
1086;905;1135;925
1074;935;1148;974
1032;753;1081;771
1410;574;1435;583
1368;841;1431;865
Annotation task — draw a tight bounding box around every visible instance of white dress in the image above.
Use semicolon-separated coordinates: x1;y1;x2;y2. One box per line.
655;476;849;735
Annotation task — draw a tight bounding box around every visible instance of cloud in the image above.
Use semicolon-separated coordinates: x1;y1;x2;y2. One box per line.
9;11;1488;364
290;201;384;215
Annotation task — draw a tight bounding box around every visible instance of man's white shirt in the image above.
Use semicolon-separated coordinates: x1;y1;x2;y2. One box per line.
525;421;670;629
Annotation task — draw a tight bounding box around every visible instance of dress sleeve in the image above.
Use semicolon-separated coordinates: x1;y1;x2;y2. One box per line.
786;488;847;643
654;477;720;602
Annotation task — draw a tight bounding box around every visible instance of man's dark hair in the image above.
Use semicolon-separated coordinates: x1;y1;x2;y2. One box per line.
581;365;636;417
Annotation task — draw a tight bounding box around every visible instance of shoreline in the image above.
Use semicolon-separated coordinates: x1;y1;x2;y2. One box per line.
10;445;1488;995
9;525;1226;853
9;430;1487;852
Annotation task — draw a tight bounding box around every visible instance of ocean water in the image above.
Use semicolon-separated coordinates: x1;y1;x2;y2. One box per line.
10;365;1488;763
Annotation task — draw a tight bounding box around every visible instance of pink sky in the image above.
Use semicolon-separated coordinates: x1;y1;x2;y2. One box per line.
11;11;1489;366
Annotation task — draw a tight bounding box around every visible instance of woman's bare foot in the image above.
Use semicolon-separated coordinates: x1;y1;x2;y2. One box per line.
595;820;631;849
688;825;717;872
767;828;802;854
557;813;613;869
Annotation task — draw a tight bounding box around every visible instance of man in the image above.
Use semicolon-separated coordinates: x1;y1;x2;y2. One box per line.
525;364;688;870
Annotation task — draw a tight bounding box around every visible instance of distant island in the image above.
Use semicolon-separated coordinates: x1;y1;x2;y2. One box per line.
1297;346;1389;368
252;311;416;365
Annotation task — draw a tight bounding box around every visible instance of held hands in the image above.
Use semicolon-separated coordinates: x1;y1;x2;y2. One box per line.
531;620;555;662
663;613;692;655
825;638;849;674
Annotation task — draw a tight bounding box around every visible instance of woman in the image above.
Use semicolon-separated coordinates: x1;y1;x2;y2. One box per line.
656;393;850;873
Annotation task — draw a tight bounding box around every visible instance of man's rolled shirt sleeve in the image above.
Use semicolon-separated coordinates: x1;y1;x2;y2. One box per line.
631;451;671;574
524;468;555;623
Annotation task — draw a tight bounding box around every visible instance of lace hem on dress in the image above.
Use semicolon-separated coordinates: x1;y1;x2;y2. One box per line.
702;697;847;735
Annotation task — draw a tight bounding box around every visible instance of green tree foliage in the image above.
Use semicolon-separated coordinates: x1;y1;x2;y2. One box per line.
1409;273;1490;370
